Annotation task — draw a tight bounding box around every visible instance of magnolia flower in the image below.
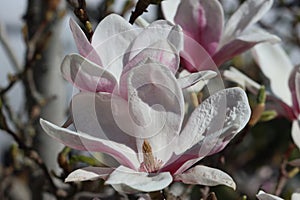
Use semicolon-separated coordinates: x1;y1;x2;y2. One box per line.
41;84;250;193
162;0;280;72
251;43;300;149
40;14;251;193
256;190;300;200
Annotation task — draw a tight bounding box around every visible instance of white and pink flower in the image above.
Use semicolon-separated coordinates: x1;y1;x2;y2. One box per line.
162;0;280;72
40;14;251;193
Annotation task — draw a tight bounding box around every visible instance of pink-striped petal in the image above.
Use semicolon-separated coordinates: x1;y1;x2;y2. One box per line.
214;28;280;66
40;119;140;170
69;18;102;65
174;0;224;55
61;54;117;93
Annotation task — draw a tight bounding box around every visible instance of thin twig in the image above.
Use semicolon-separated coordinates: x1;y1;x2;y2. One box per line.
0;21;22;72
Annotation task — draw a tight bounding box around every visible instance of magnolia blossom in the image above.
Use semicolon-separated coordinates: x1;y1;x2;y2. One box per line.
40;14;251;193
257;190;300;200
224;43;300;148
162;0;280;72
251;43;300;149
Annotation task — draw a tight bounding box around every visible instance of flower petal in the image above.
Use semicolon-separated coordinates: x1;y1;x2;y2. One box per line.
105;166;172;193
292;193;300;200
174;0;224;55
174;165;236;190
123;40;180;76
71;92;138;153
252;43;294;106
126;63;184;162
221;0;274;46
256;190;284;200
289;68;300;115
214;27;280;66
65;167;113;182
292;120;300;149
128;20;183;61
40;119;140;169
223;67;261;94
161;0;181;23
91;14;141;80
178;70;217;89
178;87;250;155
165;87;250;174
61;54;117;93
69;18;102;65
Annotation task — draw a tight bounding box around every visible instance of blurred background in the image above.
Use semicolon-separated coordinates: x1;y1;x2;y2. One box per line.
0;0;300;199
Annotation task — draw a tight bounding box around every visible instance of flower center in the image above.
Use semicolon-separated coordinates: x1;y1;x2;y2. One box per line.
139;140;163;173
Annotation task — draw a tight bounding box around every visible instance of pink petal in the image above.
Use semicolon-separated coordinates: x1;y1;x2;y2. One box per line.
292;120;300;149
180;34;217;72
69;18;102;65
214;28;280;66
105;166;172;193
126;63;184;163
61;54;117;93
174;165;236;190
220;0;274;46
71;92;139;153
65;167;113;182
256;190;284;200
40;119;140;170
252;43;293;106
174;0;224;55
91;14;141;80
128;20;183;61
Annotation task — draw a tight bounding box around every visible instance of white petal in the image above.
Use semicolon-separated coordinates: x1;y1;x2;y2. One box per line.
91;14;141;80
105;166;172;193
178;70;217;89
71;92;138;153
128;21;183;61
126;63;185;162
174;165;236;190
177;87;250;155
65;167;113;182
61;54;117;93
40;119;140;170
256;190;284;200
292;120;300;149
223;67;262;94
161;0;181;23
292;193;300;200
221;0;273;45
252;43;293;106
